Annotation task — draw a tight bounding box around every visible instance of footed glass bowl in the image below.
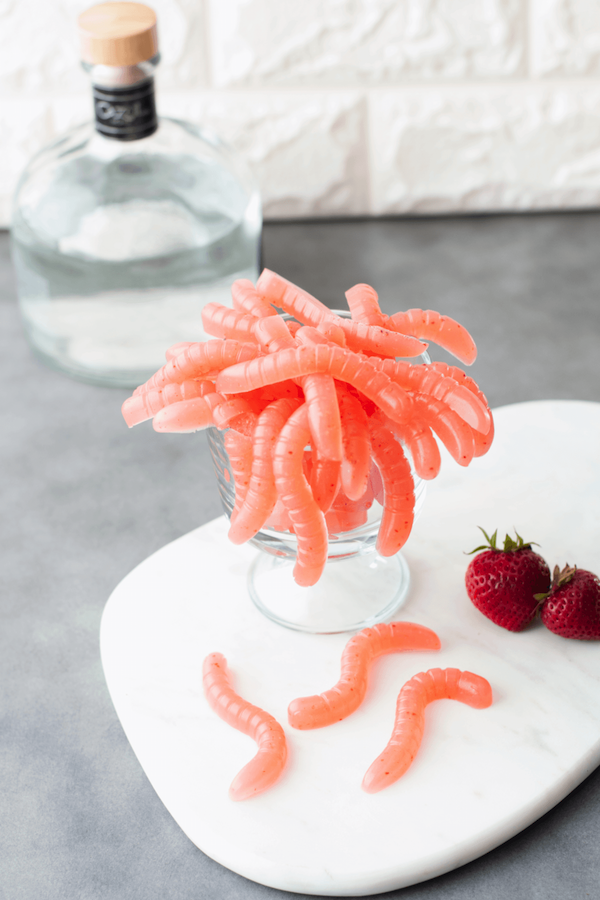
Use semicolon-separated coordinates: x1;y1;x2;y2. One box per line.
207;308;429;634
207;429;427;635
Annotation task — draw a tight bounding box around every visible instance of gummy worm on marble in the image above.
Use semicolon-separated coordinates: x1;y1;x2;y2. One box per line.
287;622;441;730
362;667;492;793
202;652;288;801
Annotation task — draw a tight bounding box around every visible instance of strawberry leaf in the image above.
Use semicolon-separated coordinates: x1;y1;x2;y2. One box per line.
551;564;577;590
466;527;540;556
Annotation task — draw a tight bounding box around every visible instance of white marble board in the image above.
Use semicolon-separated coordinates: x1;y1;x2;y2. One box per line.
100;400;600;896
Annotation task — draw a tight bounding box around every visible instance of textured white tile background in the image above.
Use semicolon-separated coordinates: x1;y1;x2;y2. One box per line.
2;0;600;223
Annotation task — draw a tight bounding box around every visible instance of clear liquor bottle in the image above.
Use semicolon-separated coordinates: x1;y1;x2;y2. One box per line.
10;2;261;388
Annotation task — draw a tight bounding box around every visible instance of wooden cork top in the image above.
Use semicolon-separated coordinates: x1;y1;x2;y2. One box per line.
78;3;158;66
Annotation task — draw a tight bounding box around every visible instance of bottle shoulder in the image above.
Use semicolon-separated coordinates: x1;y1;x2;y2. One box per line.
14;116;258;201
12;116;261;252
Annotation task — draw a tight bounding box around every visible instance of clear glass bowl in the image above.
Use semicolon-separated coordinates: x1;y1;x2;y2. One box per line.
207;318;429;634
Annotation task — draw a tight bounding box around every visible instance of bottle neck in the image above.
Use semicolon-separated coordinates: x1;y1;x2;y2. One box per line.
84;59;159;142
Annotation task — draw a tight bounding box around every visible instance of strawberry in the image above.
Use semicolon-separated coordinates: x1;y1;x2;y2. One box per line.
538;565;600;640
465;528;551;632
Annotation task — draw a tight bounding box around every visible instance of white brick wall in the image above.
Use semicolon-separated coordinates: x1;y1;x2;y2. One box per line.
2;0;600;224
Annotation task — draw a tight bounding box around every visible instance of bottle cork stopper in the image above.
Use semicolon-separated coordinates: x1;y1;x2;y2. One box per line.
78;3;158;67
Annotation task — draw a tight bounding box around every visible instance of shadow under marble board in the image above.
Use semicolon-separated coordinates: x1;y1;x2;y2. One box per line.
100;400;600;896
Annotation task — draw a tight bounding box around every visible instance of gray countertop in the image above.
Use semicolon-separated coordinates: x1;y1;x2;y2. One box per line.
1;214;599;900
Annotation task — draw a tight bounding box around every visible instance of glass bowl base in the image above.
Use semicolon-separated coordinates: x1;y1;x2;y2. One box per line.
247;549;410;634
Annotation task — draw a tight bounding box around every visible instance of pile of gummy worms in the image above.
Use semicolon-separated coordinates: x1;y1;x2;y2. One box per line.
203;622;493;800
122;269;494;586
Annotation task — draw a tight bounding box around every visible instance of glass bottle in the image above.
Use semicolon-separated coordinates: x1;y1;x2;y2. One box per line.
10;2;262;388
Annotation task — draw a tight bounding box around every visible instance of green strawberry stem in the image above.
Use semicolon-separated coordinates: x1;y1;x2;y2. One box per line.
466;526;540;555
533;564;577;601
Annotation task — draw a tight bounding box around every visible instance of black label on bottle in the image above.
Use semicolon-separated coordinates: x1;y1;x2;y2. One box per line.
93;79;158;141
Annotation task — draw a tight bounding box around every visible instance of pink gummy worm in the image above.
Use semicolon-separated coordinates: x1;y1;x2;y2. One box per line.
429;362;494;458
202;652;288;801
388;309;477;366
228;397;303;545
339;319;426;358
257;269;426;357
362;667;492;794
138;340;259;395
201;303;259;343
367;416;415;557
165;341;194;362
315;319;347;347
412;394;475;467
286;320;303;338
257;268;332;320
216;345;413;426
251;318;343;464
287;622;441;730
377;359;491;435
272;404;328;587
212;397;255;430
309;454;340;514
225;429;254;520
231;278;278;318
252;314;298;353
200;393;259;439
345;283;388;328
302;373;343;463
337;390;371;501
122;379;215;427
389;418;441;481
152;396;216;433
296;326;341;349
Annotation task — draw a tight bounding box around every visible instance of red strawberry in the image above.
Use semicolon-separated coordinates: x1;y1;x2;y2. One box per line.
538;565;600;640
465;528;551;632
